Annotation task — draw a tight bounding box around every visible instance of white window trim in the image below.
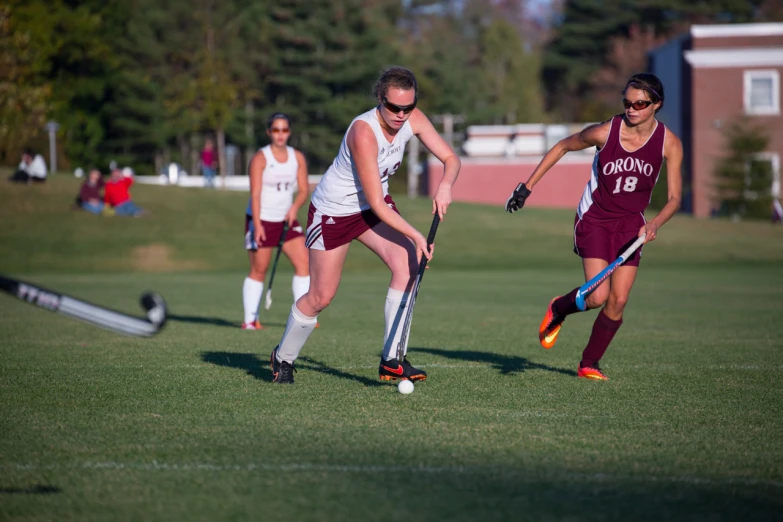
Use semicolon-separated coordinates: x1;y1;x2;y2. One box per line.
743;70;780;116
756;153;781;198
745;153;781;199
685;48;783;68
691;23;783;38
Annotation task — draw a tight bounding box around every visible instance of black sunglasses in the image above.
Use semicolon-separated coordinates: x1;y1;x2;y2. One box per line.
623;98;654;111
382;96;417;114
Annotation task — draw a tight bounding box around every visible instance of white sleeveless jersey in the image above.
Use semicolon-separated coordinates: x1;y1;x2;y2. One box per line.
245;145;298;222
310;107;414;216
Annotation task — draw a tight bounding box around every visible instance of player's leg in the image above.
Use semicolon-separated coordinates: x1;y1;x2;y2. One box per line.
243;247;273;329
540;257;610;349
272;244;350;382
578;265;637;380
282;235;310;302
540;218;614;348
357;222;426;381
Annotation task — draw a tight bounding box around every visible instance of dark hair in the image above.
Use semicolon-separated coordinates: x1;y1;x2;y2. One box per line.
267;112;290;129
22;147;33;156
373;66;418;99
624;73;665;112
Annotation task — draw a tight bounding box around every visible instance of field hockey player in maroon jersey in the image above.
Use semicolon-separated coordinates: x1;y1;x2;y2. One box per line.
505;73;683;380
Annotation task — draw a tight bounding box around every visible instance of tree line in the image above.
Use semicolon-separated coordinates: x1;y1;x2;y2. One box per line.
2;0;780;175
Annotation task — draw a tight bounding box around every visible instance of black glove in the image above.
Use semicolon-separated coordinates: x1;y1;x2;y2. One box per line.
505;182;531;213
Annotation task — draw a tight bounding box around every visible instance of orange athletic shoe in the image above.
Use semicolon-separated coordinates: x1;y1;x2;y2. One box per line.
241;320;263;330
539;297;565;349
577;365;609;380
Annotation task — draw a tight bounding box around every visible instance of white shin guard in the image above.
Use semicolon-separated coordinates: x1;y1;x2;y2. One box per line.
242;277;264;324
292;275;310;302
382;287;408;361
276;304;318;364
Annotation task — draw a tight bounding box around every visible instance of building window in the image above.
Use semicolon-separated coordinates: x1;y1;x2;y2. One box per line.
744;70;780;115
745;153;780;200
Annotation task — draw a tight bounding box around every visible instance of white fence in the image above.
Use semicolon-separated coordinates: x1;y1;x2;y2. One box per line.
134;173;323;191
461;123;596;158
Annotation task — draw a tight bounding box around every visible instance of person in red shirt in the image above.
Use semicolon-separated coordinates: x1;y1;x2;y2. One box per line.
105;168;144;216
201;139;217;188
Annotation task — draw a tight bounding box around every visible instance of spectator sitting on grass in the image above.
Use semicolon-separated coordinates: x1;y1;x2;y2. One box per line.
78;168;106;214
8;148;47;183
105;167;144;216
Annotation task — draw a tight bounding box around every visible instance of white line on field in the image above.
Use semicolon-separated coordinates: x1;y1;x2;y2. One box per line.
2;462;781;488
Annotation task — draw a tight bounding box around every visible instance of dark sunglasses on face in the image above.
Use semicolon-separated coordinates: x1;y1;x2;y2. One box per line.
623;99;654;111
270;127;290;134
382;96;417;114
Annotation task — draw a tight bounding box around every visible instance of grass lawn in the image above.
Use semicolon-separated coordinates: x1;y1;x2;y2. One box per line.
1;177;782;521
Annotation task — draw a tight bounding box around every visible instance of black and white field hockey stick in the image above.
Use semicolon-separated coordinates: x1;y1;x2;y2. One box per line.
396;214;440;362
575;234;646;311
264;221;289;310
0;274;167;337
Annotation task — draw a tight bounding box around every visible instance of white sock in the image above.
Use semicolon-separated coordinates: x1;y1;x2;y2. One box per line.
382;287;408;361
242;277;264;324
276;303;318;364
292;275;310;302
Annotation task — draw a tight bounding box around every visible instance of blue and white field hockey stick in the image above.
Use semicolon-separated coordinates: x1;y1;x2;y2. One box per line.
575;234;646;311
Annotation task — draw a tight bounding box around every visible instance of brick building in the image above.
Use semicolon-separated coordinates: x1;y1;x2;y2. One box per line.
650;22;783;217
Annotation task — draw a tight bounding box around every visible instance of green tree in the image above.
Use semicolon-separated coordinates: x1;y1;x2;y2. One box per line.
476;18;545;124
0;0;112;170
543;0;771;121
103;0;268;176
714;118;772;220
399;0;545;126
263;0;401;171
0;1;53;164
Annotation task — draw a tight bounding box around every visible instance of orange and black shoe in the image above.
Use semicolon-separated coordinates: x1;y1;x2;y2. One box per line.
577;364;609;381
539;297;565;349
379;357;427;382
270;347;296;384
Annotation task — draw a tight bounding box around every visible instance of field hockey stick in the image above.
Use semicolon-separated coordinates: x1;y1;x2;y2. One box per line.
264;221;289;310
396;213;440;362
0;274;167;337
575;234;646;311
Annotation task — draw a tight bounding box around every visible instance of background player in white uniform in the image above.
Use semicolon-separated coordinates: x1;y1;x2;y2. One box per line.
268;66;461;384
242;113;310;330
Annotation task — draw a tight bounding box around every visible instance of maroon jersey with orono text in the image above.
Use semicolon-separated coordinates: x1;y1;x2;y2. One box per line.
577;115;666;222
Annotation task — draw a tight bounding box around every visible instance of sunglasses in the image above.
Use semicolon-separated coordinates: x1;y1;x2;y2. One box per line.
270;127;290;134
382;96;417;114
622;99;654;111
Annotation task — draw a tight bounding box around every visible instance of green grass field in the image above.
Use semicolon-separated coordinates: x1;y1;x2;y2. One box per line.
1;177;783;521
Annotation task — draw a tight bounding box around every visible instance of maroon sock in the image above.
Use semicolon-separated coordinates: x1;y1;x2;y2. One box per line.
552;287;581;317
580;310;623;368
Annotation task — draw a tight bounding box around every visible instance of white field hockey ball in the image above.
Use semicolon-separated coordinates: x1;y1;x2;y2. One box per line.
398;380;414;395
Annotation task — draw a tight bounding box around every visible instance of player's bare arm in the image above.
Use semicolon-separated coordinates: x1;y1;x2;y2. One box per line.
348;121;430;260
249;151;267;242
506;121;611;213
409;109;461;220
285;150;309;225
641;131;683;242
526;122;610;190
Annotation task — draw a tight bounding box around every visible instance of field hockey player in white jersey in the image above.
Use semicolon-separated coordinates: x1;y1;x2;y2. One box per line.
242;113;311;330
269;66;461;384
